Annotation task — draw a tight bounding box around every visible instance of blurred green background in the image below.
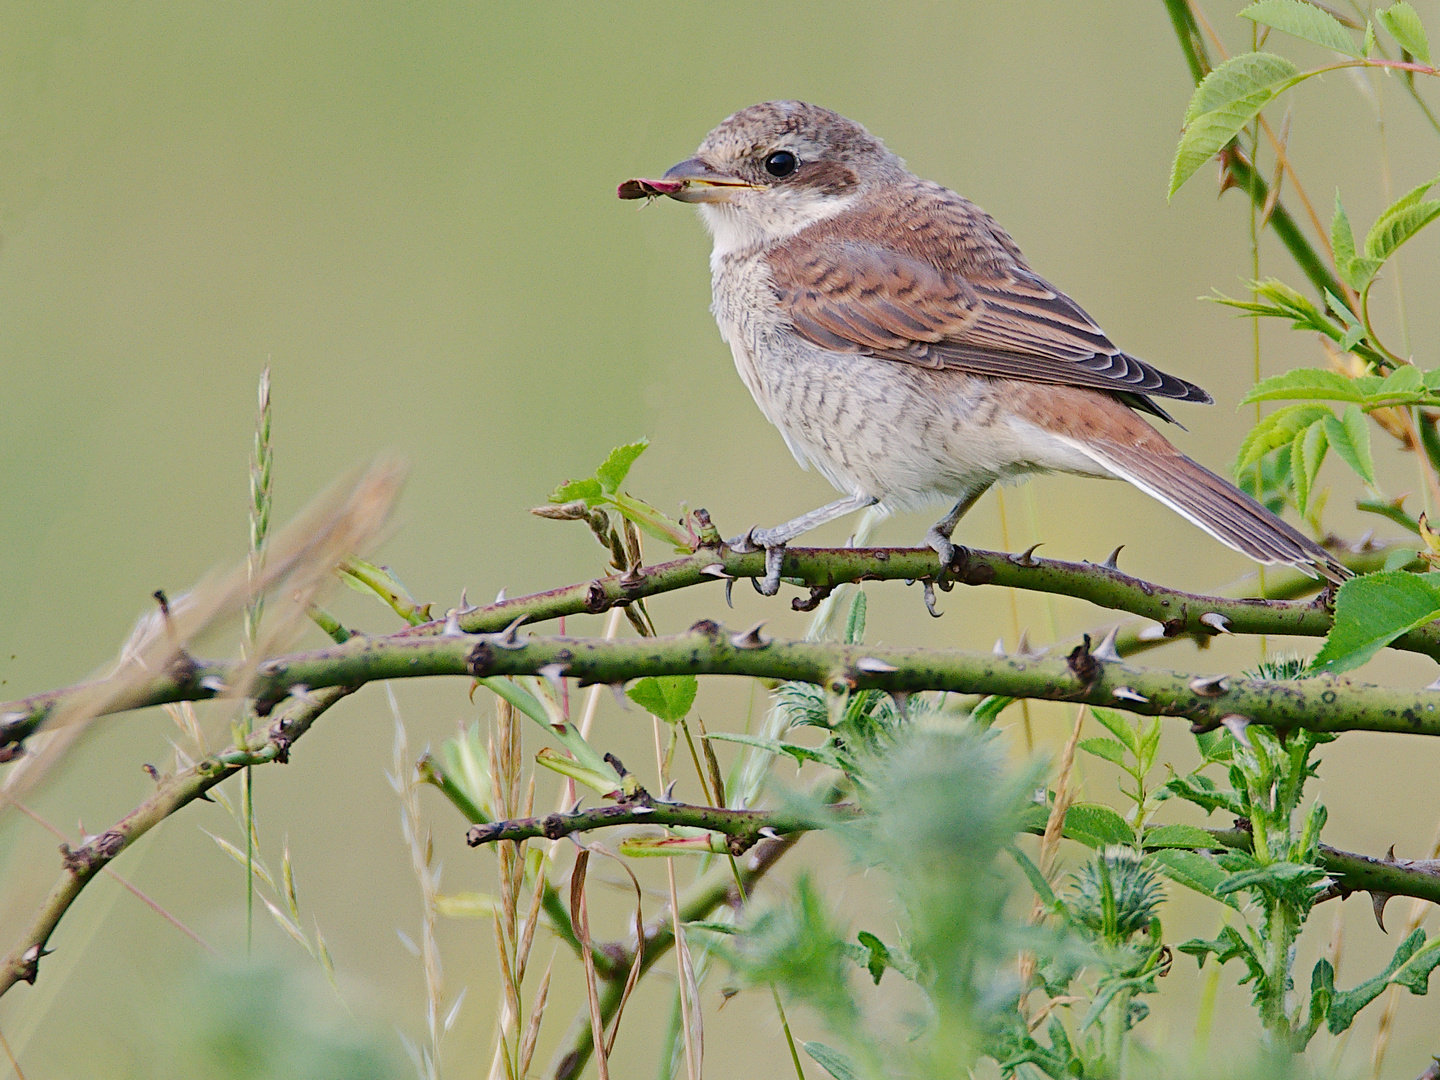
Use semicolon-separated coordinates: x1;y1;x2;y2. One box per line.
2;2;1439;1076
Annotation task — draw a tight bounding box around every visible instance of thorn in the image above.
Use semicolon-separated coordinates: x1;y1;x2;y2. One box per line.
1016;630;1047;659
1199;612;1233;635
1091;627;1122;663
730;621;770;649
456;589;478;615
1112;686;1150;704
729;528;761;554
888;690;910;720
1137;623;1168;641
700;563;734;580
1371;890;1394;932
1014;543;1042;567
725;578;735;607
758;827;780;840
923;580;941;617
1104;545;1124;570
442;610;463;636
199;675;228;694
993;638;1007;657
630;805;656;815
494;587;506;604
609;683;630;709
1189;674;1228;697
493;616;528;650
619;564;645;587
1221;714;1253;749
142;763;161;782
663;779;678;800
856;657;898;674
538;663;569;695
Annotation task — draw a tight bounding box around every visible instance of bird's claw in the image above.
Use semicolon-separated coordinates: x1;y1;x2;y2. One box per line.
750;543;785;595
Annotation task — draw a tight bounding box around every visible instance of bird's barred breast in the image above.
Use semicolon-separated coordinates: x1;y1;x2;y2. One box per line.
710;249;1111;513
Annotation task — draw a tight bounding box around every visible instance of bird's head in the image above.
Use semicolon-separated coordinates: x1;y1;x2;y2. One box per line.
619;101;904;252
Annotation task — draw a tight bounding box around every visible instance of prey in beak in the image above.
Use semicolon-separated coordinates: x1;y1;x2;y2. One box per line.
617;157;752;203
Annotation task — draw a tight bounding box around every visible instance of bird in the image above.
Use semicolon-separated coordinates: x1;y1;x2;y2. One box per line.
619;100;1347;594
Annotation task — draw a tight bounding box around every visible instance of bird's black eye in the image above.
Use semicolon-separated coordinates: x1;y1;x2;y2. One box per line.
764;150;798;178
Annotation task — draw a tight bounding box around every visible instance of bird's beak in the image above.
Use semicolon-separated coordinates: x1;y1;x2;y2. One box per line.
617;157;753;203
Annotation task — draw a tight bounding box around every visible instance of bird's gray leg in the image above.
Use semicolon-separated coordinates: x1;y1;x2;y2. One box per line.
730;493;879;596
925;483;992;569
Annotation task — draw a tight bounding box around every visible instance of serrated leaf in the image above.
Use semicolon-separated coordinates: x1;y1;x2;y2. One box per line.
626;674;697;723
1379;1;1431;62
1242;0;1361;55
1089;706;1138;753
1077;737;1130;766
1144;823;1220;848
1379;364;1425;396
595;439;649;494
1234;403;1333;473
1391;932;1440;993
804;1042;861;1080
704;730;845;770
1333;191;1384;289
1064;803;1135;848
1364;199;1440;263
1240;368;1365;404
1171;53;1302;197
1311;570;1440;673
1322;405;1377;487
1291;419;1328;515
1152;847;1244;907
1365;19;1378;55
1328;928;1428;1032
548;477;602;504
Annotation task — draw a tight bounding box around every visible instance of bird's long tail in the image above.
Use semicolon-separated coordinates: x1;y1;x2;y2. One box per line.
1076;439;1349;583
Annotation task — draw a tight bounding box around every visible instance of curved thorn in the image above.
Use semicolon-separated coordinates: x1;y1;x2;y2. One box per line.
1091;626;1123;664
538;663;569;695
1104;545;1124;570
730;621;771;650
856;656;899;674
1014;543;1043;567
725;578;735;608
493;615;529;650
1112;686;1149;704
1199;612;1233;635
1221;714;1253;749
700;563;734;580
1189;674;1229;697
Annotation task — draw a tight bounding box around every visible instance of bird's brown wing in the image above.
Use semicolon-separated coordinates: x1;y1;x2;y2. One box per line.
766;196;1212;408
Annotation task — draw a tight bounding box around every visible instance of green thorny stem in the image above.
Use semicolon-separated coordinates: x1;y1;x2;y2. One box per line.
243;366;272;952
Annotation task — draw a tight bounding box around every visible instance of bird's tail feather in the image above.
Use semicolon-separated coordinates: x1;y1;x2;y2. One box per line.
1075;439;1349;583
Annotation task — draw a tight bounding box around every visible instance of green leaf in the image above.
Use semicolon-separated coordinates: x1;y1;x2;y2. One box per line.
1291;419;1328;516
1365;19;1378;56
626;674;697;722
1334;191;1384;289
972;694;1015;726
1322;405;1377;487
1234;403;1333;474
1215;859;1324;897
1144;823;1220;848
548;476;602;504
804;1042;861;1080
1077;737;1130;767
1328;928;1428;1033
1170;52;1302;197
1064;803;1135;848
1242;0;1361;56
595;439;649;494
1391;932;1440;993
1150;849;1241;908
1312;570;1440;673
704;731;846;771
1379;1;1431;62
1364;199;1440;264
1089;706;1138;753
856;931;893;985
1240;368;1366;404
844;588;867;645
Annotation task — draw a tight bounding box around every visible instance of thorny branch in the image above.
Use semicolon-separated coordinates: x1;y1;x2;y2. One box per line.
0;540;1414;749
0;539;1433;1011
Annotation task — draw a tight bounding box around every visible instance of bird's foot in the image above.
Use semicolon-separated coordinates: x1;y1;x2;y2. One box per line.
728;526;787;596
924;526;965;573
